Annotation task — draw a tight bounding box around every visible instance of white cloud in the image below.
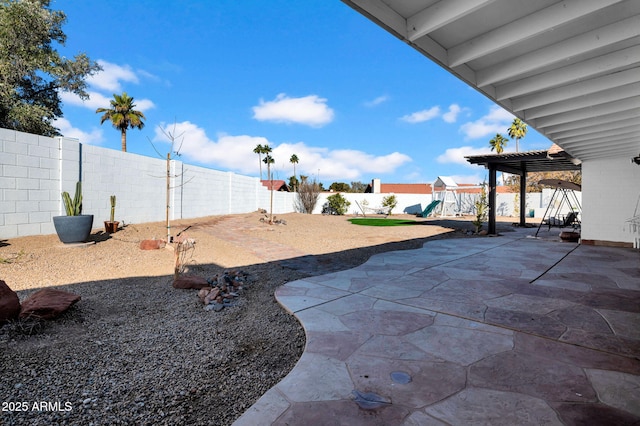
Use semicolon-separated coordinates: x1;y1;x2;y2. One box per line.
252;93;334;127
442;104;462;123
436;146;492;165
400;106;440;123
459;105;514;139
88;60;139;92
153;121;412;181
364;95;389;107
449;173;487;185
61;90;155;112
54;117;104;145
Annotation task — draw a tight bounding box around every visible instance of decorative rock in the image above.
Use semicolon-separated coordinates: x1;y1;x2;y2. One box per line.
19;288;81;320
172;275;210;289
0;280;21;323
139;239;166;250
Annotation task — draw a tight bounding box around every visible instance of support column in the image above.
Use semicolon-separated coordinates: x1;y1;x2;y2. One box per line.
489;164;497;235
520;164;527;227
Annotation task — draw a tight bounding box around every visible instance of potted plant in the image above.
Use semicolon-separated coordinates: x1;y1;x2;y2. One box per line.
52;181;94;243
104;195;119;233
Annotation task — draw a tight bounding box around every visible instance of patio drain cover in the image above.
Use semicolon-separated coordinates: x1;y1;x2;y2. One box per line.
390;371;412;384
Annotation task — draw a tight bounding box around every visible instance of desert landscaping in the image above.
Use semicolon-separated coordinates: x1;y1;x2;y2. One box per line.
0;211;489;425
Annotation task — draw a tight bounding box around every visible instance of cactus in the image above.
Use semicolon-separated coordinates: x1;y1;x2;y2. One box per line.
62;182;82;216
110;195;116;222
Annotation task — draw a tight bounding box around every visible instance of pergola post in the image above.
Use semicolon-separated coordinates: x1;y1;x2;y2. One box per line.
519;163;527;227
488;164;497;235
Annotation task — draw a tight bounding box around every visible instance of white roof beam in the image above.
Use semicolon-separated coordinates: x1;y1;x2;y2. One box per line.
549;118;639;139
346;0;408;38
477;16;640;87
566;145;639;160
497;45;640;100
511;68;640;111
524;83;640;120
407;0;496;42
535;97;640;128
556;125;640;145
447;0;624;68
539;108;640;134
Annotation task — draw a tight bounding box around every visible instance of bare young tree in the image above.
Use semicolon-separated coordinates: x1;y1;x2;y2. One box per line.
296;178;321;214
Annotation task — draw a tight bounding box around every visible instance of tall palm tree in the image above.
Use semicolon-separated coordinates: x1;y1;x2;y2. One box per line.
489;133;508;154
290;153;299;191
253;144;265;179
507;118;528;153
96;92;146;152
263;152;275;224
489;133;509;184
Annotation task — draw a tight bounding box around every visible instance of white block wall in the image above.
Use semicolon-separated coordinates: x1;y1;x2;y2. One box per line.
0;129;297;239
581;157;640;245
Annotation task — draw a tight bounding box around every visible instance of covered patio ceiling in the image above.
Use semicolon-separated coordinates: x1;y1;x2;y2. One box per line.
341;0;640;161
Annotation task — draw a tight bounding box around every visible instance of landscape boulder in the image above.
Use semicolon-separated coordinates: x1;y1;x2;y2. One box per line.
140;239;166;250
0;280;21;323
19;289;81;320
173;275;210;289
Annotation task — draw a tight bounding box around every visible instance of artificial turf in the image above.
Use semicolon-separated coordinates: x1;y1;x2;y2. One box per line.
348;218;418;227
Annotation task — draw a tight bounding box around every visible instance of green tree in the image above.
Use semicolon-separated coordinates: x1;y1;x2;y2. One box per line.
254;144;265;179
289;154;299;191
326;193;351;215
350;181;367;193
507;118;528;153
96;92;146;152
0;0;101;136
329;182;350;192
489;133;508;154
382;194;398;214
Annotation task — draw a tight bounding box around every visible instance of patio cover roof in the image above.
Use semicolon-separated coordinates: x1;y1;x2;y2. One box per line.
465;147;582;175
340;0;640;162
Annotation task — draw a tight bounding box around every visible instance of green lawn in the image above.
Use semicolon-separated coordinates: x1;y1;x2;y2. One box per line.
348;218;418;227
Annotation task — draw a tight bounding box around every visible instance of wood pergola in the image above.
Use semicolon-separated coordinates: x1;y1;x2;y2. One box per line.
466;146;581;235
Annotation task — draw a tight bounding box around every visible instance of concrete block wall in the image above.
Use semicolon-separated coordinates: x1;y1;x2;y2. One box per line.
0;129;297;239
582;157;640;245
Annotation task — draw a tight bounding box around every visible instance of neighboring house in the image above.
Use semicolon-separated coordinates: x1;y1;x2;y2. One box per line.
366;179;432;194
261;180;290;192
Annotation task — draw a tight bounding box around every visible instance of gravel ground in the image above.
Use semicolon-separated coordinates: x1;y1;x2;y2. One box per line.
0;212;498;425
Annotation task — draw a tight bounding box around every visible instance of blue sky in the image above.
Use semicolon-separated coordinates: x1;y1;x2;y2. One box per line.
53;0;552;187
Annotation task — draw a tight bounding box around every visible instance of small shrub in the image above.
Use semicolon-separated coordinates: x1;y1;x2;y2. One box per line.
326;193;351;215
472;186;488;233
381;195;398;215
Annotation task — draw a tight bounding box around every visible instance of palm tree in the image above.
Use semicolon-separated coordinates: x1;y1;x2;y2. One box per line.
489;133;509;184
507;118;528;153
263;152;275;224
96;92;146;152
290;154;299;191
489;133;508;154
254;144;265;179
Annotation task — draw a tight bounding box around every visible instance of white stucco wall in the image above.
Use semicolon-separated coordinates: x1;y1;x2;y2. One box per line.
581;157;640;245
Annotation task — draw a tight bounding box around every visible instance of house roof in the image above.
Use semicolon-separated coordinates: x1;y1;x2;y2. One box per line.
260;180;290;191
366;182;433;194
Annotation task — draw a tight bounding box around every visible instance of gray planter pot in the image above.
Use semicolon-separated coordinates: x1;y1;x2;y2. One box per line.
53;215;94;243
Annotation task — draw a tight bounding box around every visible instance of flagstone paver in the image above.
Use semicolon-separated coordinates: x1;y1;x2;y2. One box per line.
233;226;640;425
